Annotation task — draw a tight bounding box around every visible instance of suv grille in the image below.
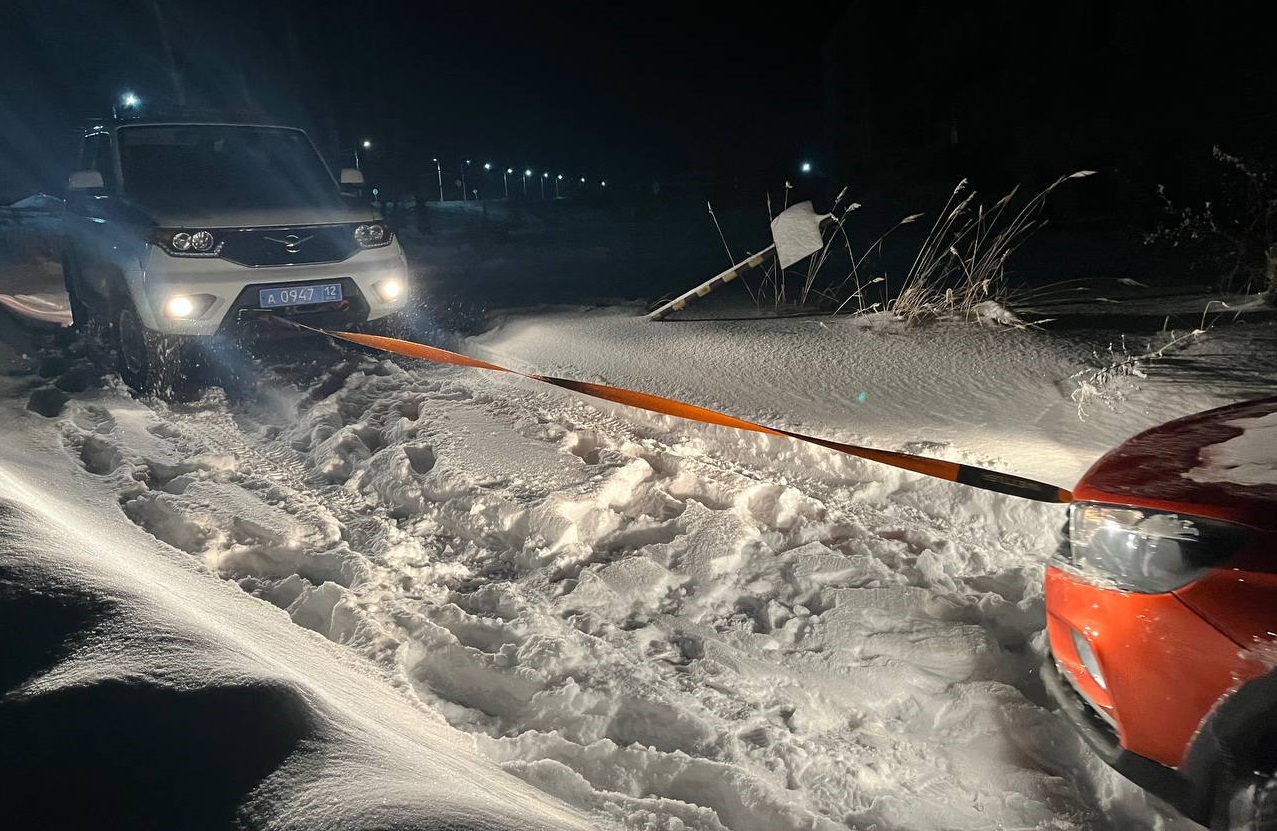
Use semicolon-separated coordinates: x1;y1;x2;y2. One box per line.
216;224;361;268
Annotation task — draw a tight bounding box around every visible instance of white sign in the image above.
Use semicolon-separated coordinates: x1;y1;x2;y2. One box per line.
770;201;830;269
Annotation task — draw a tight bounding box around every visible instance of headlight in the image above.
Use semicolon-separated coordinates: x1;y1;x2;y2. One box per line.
1058;502;1247;592
354;222;392;248
153;229;220;257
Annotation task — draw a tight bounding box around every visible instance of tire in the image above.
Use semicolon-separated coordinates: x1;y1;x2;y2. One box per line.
1214;755;1277;830
115;299;200;400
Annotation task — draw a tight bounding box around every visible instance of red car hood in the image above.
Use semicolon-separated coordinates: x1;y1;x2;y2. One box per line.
1073;395;1277;531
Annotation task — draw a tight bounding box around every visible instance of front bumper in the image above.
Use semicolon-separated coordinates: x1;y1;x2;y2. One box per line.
1041;655;1207;823
133;243;410;336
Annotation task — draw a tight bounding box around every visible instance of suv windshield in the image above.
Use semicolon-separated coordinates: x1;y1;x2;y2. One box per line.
117;124;343;211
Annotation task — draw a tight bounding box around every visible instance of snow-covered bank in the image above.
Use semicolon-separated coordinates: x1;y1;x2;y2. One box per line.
467;305;1250;490
0;367;599;829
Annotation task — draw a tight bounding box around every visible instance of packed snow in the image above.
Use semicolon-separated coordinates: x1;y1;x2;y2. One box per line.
3;199;1276;829
0;444;598;830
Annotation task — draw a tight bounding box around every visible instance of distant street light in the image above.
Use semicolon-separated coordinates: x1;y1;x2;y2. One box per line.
555;174;563;198
800;161;812;173
601;180;607;189
523;169;531;197
113;91;142;119
461;159;472;201
540;172;548;199
483;162;492;170
354;139;373;170
433;158;443;202
504;168;512;198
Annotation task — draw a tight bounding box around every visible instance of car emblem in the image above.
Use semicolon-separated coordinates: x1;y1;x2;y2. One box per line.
263;233;314;254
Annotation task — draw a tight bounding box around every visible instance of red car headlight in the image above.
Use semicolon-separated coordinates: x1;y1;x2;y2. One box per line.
1057;501;1248;593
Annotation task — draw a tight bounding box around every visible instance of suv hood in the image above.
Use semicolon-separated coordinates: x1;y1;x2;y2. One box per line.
1073;395;1277;531
140;204;380;230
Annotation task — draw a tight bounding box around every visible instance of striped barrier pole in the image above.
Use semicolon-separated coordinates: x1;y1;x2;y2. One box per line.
646;245;776;321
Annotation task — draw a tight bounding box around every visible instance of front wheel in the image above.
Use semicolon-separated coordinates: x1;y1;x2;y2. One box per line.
1215;762;1277;830
116;302;200;400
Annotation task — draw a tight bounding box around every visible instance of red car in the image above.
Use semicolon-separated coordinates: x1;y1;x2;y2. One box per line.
1043;394;1277;830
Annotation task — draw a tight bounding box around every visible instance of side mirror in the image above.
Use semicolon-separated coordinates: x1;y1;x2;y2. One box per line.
339;168;364;186
67;170;105;191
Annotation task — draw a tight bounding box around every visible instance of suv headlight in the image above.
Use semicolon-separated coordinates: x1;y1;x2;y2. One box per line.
354;222;392;248
152;228;221;257
1057;502;1248;592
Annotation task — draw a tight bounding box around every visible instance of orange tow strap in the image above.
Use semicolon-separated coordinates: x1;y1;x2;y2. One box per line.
318;327;1073;504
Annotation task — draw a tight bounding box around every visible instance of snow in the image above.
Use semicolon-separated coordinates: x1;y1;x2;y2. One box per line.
7;192;62;212
0;413;597;830
466;305;1229;491
1187;410;1277;487
4;200;1276;829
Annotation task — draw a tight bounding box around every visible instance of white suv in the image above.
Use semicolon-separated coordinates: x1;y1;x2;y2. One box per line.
62;117;410;395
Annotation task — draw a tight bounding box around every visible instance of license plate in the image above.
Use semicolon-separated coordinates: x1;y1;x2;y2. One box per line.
257;282;343;309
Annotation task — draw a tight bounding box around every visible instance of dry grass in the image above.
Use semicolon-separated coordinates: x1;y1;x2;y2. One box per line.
887;171;1093;323
743;171;1093;325
1067;327;1206;419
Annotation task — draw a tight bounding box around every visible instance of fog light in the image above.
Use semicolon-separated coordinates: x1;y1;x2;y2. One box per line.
375;278;404;302
165;295;196;318
162;294;214;319
1071;628;1106;690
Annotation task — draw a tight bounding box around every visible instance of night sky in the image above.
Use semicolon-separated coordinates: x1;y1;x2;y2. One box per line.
0;0;853;197
2;1;1275;213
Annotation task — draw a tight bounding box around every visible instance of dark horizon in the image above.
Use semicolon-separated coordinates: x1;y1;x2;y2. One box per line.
0;0;848;200
2;1;1275;217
